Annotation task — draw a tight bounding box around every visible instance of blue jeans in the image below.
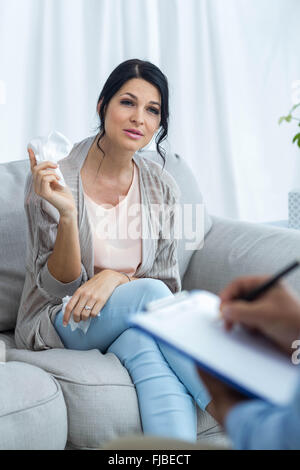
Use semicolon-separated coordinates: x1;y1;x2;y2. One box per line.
53;278;210;442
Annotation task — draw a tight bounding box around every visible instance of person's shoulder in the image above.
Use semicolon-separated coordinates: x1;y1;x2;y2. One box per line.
138;155;181;202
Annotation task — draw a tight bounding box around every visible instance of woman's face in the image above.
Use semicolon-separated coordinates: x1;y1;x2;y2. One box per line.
100;78;162;152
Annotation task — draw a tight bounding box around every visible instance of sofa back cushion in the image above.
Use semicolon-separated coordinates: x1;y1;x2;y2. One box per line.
183;215;300;297
0;160;29;330
0;152;211;332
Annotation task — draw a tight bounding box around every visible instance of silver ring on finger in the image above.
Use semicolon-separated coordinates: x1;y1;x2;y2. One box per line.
84;305;93;310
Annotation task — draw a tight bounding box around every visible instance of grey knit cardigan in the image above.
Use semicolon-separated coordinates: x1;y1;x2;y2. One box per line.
15;135;181;351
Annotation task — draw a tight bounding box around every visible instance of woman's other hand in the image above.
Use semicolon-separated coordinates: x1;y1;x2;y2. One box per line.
62;269;129;326
28;148;77;217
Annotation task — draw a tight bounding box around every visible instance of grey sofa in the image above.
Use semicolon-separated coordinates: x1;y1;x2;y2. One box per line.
1;149;300;450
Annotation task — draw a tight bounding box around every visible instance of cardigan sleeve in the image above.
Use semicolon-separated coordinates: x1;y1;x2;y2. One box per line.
145;182;181;294
24;173;88;301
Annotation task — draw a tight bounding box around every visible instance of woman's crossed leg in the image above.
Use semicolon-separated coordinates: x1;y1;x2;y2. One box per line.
54;278;209;441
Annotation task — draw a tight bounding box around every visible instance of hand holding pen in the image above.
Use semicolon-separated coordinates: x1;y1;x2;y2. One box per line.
219;261;300;354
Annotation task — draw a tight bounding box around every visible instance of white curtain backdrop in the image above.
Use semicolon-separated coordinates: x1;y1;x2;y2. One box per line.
0;0;300;222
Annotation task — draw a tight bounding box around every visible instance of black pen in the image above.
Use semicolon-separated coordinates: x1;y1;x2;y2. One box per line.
240;260;300;302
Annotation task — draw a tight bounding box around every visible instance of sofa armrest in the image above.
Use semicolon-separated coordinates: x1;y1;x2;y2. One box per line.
0;361;67;449
183;215;300;296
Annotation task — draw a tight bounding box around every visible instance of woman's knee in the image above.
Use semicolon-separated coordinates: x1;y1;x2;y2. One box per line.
133;278;173;302
124;278;172;314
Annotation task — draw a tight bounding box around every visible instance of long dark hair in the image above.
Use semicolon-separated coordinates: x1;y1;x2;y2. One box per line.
95;59;169;168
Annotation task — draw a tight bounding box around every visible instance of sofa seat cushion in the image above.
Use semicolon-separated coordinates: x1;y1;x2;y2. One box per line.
0;361;67;449
2;333;230;449
6;345;142;449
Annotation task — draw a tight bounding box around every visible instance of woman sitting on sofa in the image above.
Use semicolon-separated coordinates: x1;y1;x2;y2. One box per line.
17;58;213;442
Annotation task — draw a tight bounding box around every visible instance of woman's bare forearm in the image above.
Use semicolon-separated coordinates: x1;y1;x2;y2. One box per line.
47;210;82;283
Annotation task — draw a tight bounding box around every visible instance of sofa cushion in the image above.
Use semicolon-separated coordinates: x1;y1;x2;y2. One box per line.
5;344;142;449
0;160;29;331
1;333;229;450
0;360;67;449
183;215;300;296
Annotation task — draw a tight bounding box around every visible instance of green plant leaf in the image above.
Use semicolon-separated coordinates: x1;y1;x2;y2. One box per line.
278;115;292;124
292;133;300;145
291;103;300;113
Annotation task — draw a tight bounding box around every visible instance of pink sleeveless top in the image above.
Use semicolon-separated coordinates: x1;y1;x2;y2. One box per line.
83;162;142;276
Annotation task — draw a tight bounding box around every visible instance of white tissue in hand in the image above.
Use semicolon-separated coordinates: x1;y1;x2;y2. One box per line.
61;295;92;335
27;131;73;187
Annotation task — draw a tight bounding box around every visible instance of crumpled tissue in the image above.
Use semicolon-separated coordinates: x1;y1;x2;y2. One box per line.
61;295;100;334
27;130;73;187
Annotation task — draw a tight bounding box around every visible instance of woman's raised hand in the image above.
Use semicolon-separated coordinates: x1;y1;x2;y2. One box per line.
28;148;77;217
